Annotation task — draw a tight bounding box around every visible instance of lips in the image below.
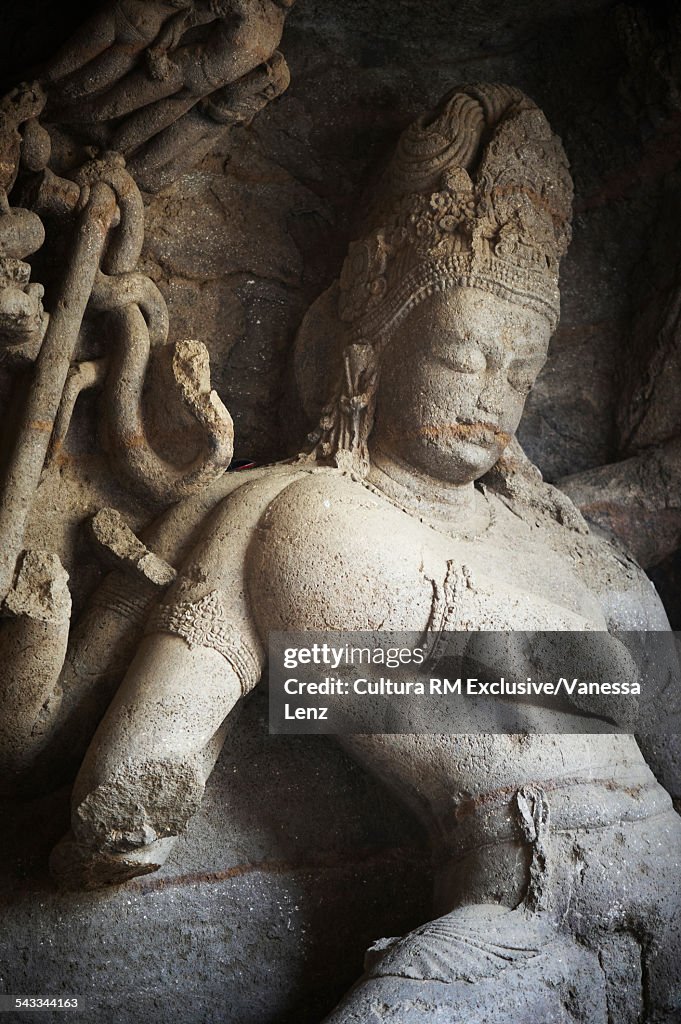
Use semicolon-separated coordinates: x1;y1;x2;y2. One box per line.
406;420;511;447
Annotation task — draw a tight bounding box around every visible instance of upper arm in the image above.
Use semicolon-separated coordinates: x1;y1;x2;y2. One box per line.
151;468;304;694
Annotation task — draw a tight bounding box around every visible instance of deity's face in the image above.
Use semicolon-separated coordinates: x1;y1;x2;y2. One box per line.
370;286;552;484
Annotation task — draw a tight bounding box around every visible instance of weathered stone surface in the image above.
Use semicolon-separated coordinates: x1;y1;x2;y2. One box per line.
3;0;677;610
0;2;680;1021
0;689;429;1024
139;159;317;461
11;79;669;1023
559;439;681;569
519;319;620;479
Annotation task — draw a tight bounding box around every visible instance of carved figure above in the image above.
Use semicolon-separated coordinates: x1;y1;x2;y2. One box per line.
5;83;673;1022
41;0;294;192
0;83;49;363
0;0;295;791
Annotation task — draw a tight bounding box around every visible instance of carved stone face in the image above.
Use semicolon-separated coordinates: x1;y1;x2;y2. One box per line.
371;286;552;484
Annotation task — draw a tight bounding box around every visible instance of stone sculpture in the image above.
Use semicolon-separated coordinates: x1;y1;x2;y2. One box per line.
22;84;676;1020
0;82;50;364
43;0;293;191
0;0;293;788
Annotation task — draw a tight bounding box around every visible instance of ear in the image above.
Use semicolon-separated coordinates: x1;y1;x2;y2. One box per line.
292;279;348;424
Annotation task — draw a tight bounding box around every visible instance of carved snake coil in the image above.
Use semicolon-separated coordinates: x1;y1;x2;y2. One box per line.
72;155;234;503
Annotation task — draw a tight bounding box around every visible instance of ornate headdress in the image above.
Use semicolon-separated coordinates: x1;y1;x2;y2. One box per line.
295;83;573;472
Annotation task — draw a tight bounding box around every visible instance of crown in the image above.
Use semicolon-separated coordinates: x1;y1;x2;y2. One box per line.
337;84;573;337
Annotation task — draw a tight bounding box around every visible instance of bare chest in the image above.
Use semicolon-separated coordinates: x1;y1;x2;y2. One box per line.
246;472;605;637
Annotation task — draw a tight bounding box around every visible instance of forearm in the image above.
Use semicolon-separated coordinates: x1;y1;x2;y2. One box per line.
78;633;242;777
70;632;245;852
61;471;294;872
0;550;70;781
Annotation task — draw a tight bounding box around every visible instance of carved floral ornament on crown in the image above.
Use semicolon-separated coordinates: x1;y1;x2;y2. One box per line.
338;166;478;325
338;174;563;329
337;100;572;336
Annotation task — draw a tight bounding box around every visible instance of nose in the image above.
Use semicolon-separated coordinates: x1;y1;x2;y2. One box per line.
475;352;517;416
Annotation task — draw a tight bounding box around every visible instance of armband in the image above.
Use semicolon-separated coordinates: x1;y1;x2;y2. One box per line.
146;589;261;694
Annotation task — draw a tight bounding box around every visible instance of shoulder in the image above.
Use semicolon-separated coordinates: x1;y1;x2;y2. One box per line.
212;462;313;525
260;466;377;505
482;441;670;629
204;463;374;533
488;483;669;630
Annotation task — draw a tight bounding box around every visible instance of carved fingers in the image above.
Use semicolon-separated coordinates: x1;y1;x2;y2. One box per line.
41;1;293;191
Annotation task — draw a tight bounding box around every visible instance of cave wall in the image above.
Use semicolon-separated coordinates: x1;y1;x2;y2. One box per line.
0;2;680;1022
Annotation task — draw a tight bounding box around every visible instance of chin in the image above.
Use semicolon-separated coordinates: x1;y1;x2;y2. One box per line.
417;437;504;483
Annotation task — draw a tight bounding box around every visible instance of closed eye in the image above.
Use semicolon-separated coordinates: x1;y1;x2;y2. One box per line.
507;355;546;394
446;344;487;373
